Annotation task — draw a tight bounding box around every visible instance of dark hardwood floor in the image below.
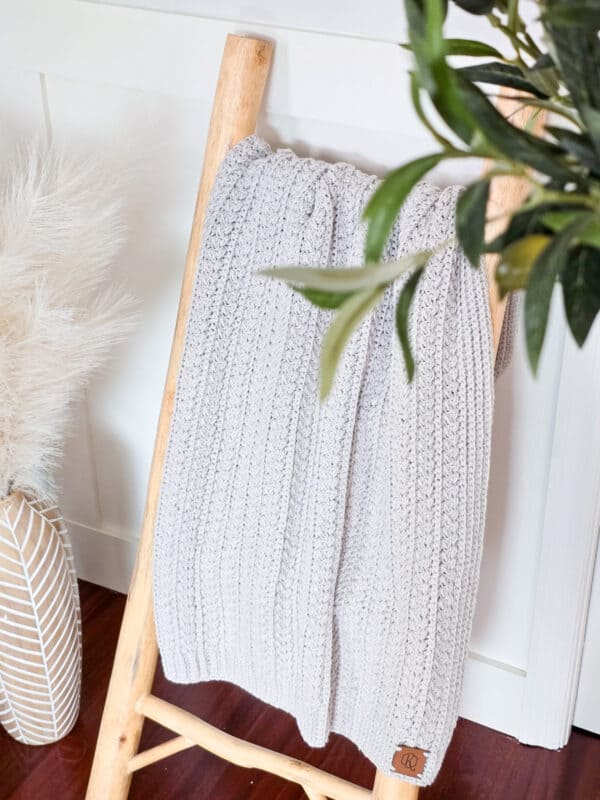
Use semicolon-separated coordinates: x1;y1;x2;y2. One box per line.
1;580;598;800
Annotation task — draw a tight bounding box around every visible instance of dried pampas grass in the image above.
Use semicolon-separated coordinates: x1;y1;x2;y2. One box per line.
0;144;135;499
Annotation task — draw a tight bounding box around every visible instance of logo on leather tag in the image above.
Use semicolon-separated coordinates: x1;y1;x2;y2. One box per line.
391;745;428;778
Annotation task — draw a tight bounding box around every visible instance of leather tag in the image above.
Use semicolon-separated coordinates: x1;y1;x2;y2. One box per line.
391;746;428;778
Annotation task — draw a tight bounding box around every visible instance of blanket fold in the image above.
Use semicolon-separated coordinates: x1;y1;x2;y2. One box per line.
154;136;497;786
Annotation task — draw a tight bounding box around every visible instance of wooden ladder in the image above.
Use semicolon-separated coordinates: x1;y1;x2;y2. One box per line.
85;33;541;800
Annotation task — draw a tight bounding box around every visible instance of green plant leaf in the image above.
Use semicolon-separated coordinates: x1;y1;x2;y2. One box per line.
486;203;589;253
262;250;432;293
320;288;385;400
497;234;552;295
456;177;490;267
294;287;353;309
561;245;600;345
455;74;577;183
543;2;600;24
539;210;579;232
444;38;505;58
525;54;559;98
405;0;475;143
541;210;600;248
546;125;600;177
525;216;593;372
542;5;600;156
452;0;495;13
401;37;503;60
458;62;549;98
581;105;600;161
363;154;443;263
530;53;555;70
396;267;424;381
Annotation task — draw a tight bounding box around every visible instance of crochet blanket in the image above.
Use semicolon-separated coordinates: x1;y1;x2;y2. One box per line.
154;136;500;786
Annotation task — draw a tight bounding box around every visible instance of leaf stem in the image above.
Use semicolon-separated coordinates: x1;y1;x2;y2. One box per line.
483;94;582;128
521;188;600;211
487;12;538;63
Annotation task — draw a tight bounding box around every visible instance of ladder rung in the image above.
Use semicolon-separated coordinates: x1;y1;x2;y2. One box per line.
137;694;371;800
127;734;195;773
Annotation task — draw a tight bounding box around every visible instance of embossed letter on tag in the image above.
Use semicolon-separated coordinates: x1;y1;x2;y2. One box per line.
391;745;428;779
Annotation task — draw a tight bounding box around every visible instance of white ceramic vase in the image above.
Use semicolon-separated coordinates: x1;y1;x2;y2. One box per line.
0;491;81;744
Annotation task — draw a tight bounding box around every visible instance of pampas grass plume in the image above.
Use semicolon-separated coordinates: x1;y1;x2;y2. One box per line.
0;143;135;499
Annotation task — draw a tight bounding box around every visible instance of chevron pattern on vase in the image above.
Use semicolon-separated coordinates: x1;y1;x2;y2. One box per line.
0;491;81;744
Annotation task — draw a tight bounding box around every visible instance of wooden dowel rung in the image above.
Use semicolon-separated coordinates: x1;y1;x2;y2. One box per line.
372;770;419;800
138;694;370;800
303;785;329;800
127;735;195;773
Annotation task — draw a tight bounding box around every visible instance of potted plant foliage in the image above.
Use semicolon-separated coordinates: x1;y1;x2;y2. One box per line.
266;0;600;393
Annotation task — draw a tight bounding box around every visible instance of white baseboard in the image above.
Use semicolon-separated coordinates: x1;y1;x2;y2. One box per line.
67;518;138;594
67;521;528;740
460;653;525;739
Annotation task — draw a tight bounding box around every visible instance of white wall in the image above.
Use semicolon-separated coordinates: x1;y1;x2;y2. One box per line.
0;0;597;746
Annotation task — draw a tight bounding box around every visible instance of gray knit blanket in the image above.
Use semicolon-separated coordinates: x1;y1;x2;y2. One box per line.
154;136;501;786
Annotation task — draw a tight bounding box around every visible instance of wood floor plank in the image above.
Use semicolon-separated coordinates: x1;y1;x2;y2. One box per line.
0;580;598;799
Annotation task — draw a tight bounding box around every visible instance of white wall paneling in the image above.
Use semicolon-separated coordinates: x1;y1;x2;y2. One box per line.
88;0;524;46
471;296;567;673
45;74;209;533
0;67;47;147
0;0;598;746
88;0;405;41
575;543;600;735
60;401;102;530
0;1;414;131
519;316;600;747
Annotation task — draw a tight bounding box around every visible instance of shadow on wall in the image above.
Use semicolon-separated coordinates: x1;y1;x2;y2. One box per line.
473;361;517;639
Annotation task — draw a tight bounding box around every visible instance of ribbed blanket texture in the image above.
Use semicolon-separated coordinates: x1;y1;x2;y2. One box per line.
154;136;501;786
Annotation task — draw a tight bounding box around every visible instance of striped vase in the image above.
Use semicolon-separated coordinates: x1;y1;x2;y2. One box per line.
0;491;82;744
